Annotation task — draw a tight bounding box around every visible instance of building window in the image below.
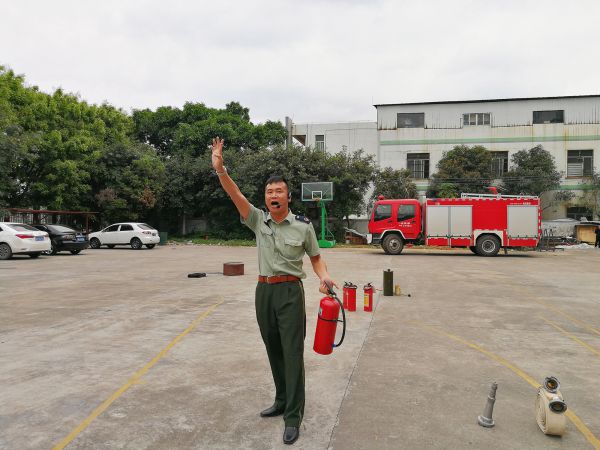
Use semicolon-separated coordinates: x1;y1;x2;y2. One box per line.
533;110;564;124
567;150;593;177
315;135;325;151
463;113;490;126
490;151;509;178
566;206;593;220
397;113;424;128
407;153;430;179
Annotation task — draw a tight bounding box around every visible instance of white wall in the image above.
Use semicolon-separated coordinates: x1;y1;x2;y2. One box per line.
292;121;378;157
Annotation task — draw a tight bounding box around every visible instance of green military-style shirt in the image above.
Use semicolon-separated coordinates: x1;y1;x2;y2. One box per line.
242;204;320;278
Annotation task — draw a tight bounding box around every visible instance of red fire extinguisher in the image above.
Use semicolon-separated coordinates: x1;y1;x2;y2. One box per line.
343;282;357;311
363;283;374;312
313;284;347;355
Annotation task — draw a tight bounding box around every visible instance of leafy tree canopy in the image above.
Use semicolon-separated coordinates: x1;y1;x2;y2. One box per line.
0;66;164;226
132;101;287;158
371;167;417;201
501;145;561;196
427;145;493;197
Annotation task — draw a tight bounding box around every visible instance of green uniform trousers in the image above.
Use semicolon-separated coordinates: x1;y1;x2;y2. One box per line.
255;280;306;427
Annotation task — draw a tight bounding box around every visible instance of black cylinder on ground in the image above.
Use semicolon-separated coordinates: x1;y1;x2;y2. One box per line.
383;269;393;296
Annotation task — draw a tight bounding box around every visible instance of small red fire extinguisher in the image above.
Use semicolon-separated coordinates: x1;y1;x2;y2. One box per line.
343;282;357;312
363;283;374;312
313;284;347;355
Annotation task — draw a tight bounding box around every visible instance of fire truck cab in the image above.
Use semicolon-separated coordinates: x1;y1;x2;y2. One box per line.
367;193;541;256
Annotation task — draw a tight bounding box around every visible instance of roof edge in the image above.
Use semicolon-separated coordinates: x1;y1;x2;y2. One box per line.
373;94;600;108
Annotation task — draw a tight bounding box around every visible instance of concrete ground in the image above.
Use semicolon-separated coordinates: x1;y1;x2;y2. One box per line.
1;244;599;450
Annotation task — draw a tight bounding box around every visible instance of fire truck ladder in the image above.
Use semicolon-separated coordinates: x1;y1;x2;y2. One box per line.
460;193;539;199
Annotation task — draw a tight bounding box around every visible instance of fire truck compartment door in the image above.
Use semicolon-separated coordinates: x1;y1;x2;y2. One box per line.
507;205;539;238
449;206;472;237
426;205;449;237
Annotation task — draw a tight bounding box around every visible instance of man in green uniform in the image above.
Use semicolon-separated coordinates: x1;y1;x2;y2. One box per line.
211;137;337;445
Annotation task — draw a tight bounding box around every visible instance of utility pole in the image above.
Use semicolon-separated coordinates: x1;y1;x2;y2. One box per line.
285;116;293;148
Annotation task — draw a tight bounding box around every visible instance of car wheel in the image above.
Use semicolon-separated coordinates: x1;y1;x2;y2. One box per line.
107;244;115;249
70;249;82;255
49;241;58;255
131;238;142;250
90;238;101;249
29;252;41;258
0;243;12;260
146;244;155;249
476;235;501;257
382;234;404;255
469;246;477;254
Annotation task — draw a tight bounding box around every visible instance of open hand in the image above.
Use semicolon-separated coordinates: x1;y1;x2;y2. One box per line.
211;137;225;171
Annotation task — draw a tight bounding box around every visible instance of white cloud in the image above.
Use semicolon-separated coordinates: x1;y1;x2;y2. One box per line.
2;0;599;124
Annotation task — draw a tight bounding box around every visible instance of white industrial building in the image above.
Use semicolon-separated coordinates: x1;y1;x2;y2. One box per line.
290;95;600;221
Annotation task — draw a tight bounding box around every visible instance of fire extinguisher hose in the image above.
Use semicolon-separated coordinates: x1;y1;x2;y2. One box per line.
325;284;346;348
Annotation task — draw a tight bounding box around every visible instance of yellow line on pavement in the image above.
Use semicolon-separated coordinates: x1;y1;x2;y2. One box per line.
540;316;600;358
533;299;600;337
412;321;600;450
53;300;223;450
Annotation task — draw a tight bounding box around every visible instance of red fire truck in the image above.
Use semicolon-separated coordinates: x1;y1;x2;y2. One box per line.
366;193;541;256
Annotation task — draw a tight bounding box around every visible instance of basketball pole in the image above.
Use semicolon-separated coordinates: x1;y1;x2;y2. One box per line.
316;199;335;248
301;182;335;248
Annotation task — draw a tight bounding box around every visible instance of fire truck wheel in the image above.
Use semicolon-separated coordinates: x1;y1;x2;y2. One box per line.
469;246;477;254
476;235;501;257
382;234;404;255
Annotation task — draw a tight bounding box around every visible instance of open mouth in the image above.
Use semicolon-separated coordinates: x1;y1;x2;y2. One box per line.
270;201;281;208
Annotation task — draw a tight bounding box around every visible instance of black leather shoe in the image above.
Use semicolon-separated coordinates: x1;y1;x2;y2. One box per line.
283;426;299;445
260;405;284;417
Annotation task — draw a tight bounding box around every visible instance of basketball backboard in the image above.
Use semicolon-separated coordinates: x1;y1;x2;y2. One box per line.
301;182;333;202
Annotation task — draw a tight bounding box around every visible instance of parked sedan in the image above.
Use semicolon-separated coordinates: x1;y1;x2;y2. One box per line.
88;223;160;250
32;224;89;255
0;222;51;260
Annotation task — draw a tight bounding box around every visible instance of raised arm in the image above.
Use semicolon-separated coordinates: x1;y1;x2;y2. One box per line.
211;137;251;220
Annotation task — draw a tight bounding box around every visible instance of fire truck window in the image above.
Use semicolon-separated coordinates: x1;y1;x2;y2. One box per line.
397;204;416;221
374;204;392;221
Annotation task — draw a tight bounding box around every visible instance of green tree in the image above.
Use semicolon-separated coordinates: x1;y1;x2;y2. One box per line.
0;66;165;226
177;144;377;239
501;145;561;196
132;101;287;158
327;150;377;229
579;170;600;219
132;101;287;232
427;145;493;197
371;167;417;201
90;141;166;225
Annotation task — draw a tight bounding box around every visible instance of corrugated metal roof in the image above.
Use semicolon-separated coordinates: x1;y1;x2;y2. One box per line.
373;94;600;108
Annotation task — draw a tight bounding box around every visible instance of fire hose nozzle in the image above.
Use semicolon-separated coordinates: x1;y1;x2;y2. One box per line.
543;376;560;393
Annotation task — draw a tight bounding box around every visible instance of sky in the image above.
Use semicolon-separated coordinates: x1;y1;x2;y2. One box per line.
2;0;599;124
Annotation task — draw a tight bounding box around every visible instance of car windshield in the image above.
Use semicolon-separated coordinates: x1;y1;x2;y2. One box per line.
48;225;76;233
8;223;39;232
138;223;155;230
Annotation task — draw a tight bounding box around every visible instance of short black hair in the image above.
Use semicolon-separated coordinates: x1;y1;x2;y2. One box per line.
264;175;289;192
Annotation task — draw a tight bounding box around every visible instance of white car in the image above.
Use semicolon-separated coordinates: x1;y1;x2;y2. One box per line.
0;222;51;260
88;222;160;250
